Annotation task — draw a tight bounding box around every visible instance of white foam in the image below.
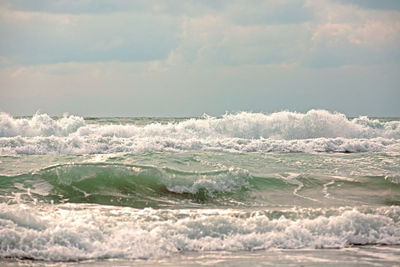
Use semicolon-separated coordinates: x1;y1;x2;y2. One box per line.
161;168;251;195
0;204;399;261
0;135;399;154
1;110;399;154
0;112;85;137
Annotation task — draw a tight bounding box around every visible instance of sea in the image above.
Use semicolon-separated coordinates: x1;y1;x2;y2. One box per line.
0;109;399;266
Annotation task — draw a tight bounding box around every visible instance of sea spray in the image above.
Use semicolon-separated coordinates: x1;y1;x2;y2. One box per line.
0;110;399;154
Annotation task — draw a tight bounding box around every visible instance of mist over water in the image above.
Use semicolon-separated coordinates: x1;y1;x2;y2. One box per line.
0;110;399;264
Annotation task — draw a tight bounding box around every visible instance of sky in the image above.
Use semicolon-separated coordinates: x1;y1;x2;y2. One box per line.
0;0;399;117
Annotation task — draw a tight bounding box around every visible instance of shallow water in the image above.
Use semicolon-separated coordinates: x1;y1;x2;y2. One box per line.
2;247;400;266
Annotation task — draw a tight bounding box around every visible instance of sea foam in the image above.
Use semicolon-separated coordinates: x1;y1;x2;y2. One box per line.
0;110;399;154
0;113;85;137
0;204;399;261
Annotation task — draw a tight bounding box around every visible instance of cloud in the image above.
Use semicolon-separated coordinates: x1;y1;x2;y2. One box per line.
0;0;399;117
1;0;224;15
301;0;400;67
2;0;399;67
163;15;310;67
226;0;313;25
332;0;400;11
0;7;179;65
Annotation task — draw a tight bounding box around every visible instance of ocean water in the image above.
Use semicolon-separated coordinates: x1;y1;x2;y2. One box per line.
0;110;399;266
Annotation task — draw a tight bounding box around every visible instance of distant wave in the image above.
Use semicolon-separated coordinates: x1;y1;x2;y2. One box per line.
1;110;399;154
0;112;85;137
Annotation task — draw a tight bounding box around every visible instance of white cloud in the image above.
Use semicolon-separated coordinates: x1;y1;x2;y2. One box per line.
308;0;400;47
1;0;399;67
300;0;400;67
160;14;310;68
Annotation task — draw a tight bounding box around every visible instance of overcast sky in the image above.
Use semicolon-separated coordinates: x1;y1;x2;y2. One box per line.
0;0;399;117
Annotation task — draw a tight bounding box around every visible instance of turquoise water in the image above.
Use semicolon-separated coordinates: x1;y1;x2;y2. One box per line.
0;110;399;265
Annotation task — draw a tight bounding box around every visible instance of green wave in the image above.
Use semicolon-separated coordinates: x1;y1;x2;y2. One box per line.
1;162;399;208
0;163;253;208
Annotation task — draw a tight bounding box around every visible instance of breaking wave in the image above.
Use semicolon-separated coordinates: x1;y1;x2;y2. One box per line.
0;204;399;261
0;112;85;137
1;110;399;154
2;161;398;208
0;163;252;207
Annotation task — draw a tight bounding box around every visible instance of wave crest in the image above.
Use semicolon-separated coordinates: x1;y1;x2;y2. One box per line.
1;110;399;154
2;163;251;207
0;112;85;137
